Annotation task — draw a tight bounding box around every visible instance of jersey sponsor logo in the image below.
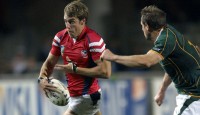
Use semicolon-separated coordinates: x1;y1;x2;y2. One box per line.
81;50;88;58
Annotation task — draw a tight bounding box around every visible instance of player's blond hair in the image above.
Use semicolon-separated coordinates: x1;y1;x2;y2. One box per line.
64;0;89;22
141;5;166;30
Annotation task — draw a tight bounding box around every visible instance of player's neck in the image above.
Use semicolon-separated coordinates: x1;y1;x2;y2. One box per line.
152;28;163;42
151;31;159;42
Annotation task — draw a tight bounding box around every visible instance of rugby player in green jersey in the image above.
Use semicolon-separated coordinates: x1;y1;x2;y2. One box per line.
101;5;200;115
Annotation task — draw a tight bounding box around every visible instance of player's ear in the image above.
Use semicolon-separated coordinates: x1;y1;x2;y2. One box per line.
146;24;154;32
146;24;150;31
80;18;86;25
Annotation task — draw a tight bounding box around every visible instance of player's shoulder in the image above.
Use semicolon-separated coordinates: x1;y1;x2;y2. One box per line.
86;27;102;42
56;28;68;38
157;25;178;44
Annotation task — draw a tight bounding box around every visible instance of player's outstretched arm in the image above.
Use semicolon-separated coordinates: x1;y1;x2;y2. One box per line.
101;49;163;68
54;57;111;79
75;59;111;79
154;73;172;106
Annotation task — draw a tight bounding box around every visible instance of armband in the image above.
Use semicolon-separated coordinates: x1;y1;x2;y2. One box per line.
72;63;77;73
68;61;77;73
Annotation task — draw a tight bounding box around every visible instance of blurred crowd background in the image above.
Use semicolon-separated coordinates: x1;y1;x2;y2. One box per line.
0;0;200;75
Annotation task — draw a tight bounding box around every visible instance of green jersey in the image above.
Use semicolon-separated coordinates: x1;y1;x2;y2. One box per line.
152;25;200;96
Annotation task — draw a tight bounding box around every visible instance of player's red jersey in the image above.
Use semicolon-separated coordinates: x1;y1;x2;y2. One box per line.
50;26;106;97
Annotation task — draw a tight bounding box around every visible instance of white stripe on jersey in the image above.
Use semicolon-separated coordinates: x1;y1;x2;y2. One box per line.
52;36;60;47
52;42;59;47
90;44;106;53
89;38;103;47
54;36;60;43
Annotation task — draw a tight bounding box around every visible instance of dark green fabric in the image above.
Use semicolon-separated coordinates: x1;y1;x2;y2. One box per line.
152;25;200;96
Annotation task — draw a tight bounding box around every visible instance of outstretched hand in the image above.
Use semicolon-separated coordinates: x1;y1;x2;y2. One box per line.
54;56;74;73
154;92;165;106
101;49;116;61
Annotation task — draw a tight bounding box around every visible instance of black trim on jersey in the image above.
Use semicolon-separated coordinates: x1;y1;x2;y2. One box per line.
81;34;97;95
86;34;91;43
86;34;96;67
56;35;63;47
82;77;93;95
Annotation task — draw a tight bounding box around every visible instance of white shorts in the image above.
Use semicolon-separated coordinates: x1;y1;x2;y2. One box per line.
68;89;102;115
173;94;200;115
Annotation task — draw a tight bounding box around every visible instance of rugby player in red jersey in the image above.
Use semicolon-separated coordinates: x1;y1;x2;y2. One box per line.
38;1;111;115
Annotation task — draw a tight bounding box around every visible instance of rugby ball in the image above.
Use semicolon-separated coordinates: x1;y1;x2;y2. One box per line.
45;79;70;106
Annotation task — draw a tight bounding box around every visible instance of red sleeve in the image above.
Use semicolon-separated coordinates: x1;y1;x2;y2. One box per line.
88;32;106;61
50;45;61;56
50;34;61;56
50;29;67;56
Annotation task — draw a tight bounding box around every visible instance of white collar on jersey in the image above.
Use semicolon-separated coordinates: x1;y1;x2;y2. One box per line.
154;28;164;43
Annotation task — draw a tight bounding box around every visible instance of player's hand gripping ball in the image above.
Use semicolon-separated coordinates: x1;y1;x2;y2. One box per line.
45;79;70;106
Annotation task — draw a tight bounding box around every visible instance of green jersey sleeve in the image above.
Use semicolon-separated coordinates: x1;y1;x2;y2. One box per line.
152;28;176;58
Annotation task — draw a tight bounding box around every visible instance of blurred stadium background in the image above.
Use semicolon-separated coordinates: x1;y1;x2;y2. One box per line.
0;0;199;115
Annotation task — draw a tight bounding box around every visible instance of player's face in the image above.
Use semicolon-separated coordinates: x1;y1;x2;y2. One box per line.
64;14;85;38
141;21;152;41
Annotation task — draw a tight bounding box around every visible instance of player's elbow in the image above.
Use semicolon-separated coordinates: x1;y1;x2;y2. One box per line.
98;61;112;79
143;61;155;68
104;71;111;79
99;69;111;79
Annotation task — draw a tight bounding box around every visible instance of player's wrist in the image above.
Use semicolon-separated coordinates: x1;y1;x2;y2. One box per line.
67;60;77;73
38;76;48;83
113;55;118;61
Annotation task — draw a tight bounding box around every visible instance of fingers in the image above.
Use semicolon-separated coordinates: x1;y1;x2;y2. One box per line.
54;64;65;70
44;87;62;94
101;49;115;61
39;82;62;96
43;89;50;97
156;100;162;106
43;83;63;94
103;49;109;54
154;96;163;106
54;63;73;73
101;49;108;60
66;56;71;62
48;76;54;80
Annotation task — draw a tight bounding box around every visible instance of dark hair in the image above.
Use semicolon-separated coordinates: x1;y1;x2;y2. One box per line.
64;0;89;22
141;5;166;30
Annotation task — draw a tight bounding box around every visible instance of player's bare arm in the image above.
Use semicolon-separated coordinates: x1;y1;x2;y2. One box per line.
154;73;172;106
101;49;163;68
74;59;111;78
55;57;111;79
39;53;59;90
39;53;59;78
